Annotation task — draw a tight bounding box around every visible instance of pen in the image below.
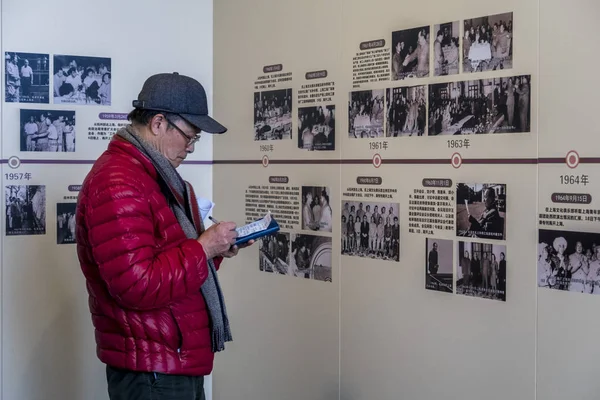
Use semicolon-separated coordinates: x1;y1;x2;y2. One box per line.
208;216;219;224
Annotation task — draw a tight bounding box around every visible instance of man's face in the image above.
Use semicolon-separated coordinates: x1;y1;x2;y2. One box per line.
484;189;494;208
152;115;199;168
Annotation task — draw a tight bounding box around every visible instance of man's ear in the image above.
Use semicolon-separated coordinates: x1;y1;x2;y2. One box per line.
149;114;166;136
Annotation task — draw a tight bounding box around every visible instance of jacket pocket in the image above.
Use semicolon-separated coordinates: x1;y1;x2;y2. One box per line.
168;307;184;355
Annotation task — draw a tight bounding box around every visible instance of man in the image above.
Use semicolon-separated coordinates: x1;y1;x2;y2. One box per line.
342;202;350;221
24;115;38;151
434;30;444;76
6;54;20;102
76;72;252;400
356;202;364;221
391;216;400;260
20;59;33;97
303;191;316;230
52;115;66;152
428;242;439;275
391;40;405;80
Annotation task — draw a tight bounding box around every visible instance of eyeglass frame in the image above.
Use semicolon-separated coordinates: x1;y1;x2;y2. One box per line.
162;114;202;146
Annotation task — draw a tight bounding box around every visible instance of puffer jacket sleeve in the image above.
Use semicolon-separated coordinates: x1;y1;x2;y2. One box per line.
86;178;209;311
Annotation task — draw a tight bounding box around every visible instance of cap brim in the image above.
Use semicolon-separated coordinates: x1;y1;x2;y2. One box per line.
180;114;227;134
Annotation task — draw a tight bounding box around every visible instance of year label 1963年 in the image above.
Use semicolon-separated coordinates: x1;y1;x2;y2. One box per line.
447;139;471;149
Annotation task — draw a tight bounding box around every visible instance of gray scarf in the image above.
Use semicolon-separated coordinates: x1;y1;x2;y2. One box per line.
116;125;232;353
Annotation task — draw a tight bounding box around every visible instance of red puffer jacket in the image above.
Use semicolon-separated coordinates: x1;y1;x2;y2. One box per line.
76;136;222;376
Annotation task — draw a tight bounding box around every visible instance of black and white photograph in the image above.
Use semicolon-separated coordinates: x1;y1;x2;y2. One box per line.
254;89;292;140
463;12;513;73
348;89;384;138
20;109;76;152
391;25;430;80
385;86;426;137
5;185;46;236
429;75;531;135
341;201;400;262
298;105;335;151
456;183;506;241
457;241;506;301
425;238;453;293
433;22;460;76
53;55;112;105
57;203;77;244
290;234;332;282
538;229;600;295
5;52;50;103
259;232;290;275
302;186;332;233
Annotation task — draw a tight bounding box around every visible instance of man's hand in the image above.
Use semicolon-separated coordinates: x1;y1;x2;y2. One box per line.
198;222;237;259
221;240;255;258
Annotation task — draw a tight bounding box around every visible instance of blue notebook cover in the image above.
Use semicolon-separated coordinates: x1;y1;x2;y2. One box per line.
235;217;280;246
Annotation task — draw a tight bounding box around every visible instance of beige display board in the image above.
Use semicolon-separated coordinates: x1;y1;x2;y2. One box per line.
213;0;600;399
535;1;600;398
210;164;340;400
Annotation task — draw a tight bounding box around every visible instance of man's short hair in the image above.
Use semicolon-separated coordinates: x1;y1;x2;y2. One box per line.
127;108;183;127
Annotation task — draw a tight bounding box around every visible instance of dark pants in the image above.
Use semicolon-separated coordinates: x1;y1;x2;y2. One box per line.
106;365;205;400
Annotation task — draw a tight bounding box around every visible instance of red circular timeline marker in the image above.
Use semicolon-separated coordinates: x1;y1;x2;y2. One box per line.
565;150;579;169
262;155;269;168
451;152;462;169
372;153;382;168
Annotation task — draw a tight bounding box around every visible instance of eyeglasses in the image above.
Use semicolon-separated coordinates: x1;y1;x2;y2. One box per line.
164;115;201;146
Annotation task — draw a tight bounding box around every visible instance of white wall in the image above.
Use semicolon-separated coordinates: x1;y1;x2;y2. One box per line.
1;1;215;399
